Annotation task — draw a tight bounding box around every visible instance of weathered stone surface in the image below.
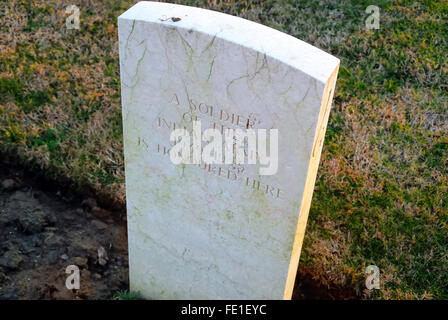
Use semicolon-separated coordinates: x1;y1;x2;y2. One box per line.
119;2;339;299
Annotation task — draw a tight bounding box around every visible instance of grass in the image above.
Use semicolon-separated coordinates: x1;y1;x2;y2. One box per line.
0;0;447;299
111;290;143;300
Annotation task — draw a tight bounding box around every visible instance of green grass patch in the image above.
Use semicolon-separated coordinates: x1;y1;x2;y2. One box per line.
111;290;143;300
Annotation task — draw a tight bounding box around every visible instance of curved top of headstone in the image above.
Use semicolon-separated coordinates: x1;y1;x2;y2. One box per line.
119;1;339;84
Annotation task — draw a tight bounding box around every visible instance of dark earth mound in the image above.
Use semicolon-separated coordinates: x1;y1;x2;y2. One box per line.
0;165;128;299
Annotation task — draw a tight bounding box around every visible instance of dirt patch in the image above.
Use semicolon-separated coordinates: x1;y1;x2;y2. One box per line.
0;164;129;299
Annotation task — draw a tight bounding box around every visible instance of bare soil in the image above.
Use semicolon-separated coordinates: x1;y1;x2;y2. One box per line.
0;163;129;299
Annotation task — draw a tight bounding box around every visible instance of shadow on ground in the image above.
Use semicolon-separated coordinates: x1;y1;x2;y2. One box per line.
293;265;360;300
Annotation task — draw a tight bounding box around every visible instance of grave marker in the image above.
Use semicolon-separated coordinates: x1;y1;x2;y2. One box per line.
118;1;339;299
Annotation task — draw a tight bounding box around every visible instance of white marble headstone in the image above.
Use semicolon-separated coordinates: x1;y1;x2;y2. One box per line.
118;1;339;299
